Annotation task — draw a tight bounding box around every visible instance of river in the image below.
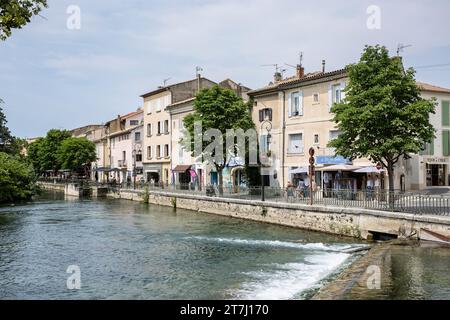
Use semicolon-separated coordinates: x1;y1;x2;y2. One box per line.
0;191;367;300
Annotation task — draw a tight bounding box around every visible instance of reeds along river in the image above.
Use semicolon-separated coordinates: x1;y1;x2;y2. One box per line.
0;191;368;300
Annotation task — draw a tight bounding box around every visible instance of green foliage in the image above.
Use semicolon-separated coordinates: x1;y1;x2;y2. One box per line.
0;0;48;40
328;45;436;191
182;85;256;191
57;137;97;172
0;152;36;203
27;129;72;174
0;100;17;154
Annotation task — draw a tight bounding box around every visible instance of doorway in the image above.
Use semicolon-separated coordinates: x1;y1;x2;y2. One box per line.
426;164;446;186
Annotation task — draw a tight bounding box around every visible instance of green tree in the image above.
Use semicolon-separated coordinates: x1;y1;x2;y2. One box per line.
57;137;96;175
328;45;436;197
0;99;16;153
0;152;36;203
27;129;72;175
0;0;47;40
183;85;256;194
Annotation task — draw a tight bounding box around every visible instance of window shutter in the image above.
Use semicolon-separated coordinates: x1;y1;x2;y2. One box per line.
430;139;435;156
288;94;292;117
340;82;346;101
328;85;333;111
160;144;164;158
299;91;304;116
259;109;263;122
442;101;450;126
268;108;273;121
443;131;449;156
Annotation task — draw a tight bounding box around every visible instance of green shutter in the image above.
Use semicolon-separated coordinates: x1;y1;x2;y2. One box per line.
443;131;450;156
430;139;434;156
442;101;450;126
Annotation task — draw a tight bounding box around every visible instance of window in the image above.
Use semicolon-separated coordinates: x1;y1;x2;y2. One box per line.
156;145;161;158
443;131;450;156
122;151;126;161
164;144;169;157
147;146;152;159
157;121;162;135
146;101;152;114
164;120;169;134
136;153;142;162
289;91;303;116
260;134;270;153
329;130;342;141
288;133;303;154
313;93;320;104
314;134;319;144
332;84;341;104
258;108;273;122
135;132;141;142
442;101;450;126
147;123;152;137
130;120;139;126
156;98;161;112
420;140;434;156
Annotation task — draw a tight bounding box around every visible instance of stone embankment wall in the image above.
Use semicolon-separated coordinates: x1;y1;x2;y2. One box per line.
109;189;450;241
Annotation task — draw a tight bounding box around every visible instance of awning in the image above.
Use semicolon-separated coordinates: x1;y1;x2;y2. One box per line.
318;164;361;171
173;165;191;172
353;166;384;173
289;167;309;174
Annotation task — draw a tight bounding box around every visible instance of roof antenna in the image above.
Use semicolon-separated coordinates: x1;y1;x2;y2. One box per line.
163;78;171;87
397;43;412;56
195;66;203;77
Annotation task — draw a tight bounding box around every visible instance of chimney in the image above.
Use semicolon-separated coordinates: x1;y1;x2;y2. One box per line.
322;60;326;73
274;71;282;82
296;64;305;78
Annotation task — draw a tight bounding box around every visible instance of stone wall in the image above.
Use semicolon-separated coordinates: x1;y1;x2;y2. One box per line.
110;189;450;240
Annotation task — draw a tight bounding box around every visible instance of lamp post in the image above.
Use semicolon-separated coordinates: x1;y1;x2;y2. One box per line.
260;120;272;202
309;147;315;205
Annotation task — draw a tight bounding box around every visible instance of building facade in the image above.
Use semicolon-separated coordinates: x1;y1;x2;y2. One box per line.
249;64;450;191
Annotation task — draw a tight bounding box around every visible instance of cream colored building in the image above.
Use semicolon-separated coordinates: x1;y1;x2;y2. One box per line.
249;65;450;191
141;76;216;184
165;78;251;189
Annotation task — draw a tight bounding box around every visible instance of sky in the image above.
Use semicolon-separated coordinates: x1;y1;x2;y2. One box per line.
1;0;450;138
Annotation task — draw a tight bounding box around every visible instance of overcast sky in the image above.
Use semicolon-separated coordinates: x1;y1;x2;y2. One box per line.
1;0;450;138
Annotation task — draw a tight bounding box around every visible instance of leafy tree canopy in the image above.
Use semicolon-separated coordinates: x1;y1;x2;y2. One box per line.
0;0;47;40
328;45;436;191
57;137;97;173
182;85;256;191
0;151;36;203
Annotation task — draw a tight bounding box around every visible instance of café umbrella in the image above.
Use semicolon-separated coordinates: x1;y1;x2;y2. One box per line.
353;166;384;173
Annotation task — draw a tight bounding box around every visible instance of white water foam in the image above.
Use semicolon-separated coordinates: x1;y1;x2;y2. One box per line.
233;252;350;300
187;236;363;252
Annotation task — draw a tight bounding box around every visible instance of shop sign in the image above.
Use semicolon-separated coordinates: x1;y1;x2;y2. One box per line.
424;157;450;165
316;155;351;165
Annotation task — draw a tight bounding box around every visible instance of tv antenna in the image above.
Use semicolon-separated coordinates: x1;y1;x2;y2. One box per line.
163;78;171;87
397;43;412;56
195;66;203;77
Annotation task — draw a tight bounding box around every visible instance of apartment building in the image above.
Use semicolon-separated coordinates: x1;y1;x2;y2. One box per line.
141;75;216;184
166;78;251;189
249;63;450;191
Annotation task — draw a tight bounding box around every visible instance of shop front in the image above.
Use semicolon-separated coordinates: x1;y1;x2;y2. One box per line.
143;163;162;184
424;157;449;187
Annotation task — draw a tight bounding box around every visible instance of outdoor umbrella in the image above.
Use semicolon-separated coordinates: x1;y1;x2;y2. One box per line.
353;166;384;173
317;164;361;171
288;167;309;174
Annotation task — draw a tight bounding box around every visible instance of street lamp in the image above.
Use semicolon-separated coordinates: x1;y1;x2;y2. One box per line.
260;120;272;202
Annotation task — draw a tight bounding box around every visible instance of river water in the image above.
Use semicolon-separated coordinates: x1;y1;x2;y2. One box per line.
0;191;366;300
